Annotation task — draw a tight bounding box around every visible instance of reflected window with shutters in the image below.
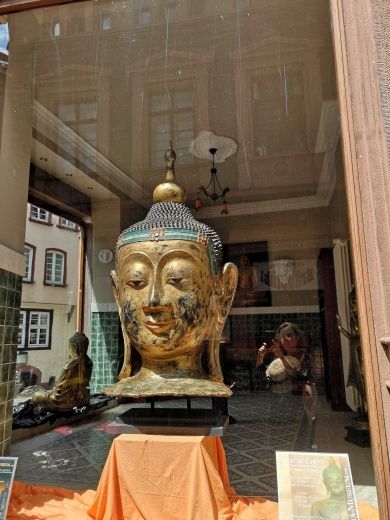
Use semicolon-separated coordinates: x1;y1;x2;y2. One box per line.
18;309;53;350
44;249;66;286
23;244;35;283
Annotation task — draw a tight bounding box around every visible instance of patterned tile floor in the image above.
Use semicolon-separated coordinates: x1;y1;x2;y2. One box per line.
9;392;377;505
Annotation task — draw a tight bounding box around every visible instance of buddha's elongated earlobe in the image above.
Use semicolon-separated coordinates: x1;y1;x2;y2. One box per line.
111;270;132;380
220;263;239;319
207;262;238;381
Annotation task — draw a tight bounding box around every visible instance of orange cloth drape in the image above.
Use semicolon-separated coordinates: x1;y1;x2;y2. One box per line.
88;434;277;520
7;434;380;520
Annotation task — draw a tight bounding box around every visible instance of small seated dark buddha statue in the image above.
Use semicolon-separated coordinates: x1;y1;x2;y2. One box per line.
31;332;93;412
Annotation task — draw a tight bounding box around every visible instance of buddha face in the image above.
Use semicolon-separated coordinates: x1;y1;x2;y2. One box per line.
323;467;345;496
113;240;217;361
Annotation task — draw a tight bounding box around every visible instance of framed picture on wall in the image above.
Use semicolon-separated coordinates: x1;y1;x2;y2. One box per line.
224;242;271;307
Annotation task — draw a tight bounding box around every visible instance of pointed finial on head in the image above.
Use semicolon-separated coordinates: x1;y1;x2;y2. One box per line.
164;141;176;182
153;143;186;203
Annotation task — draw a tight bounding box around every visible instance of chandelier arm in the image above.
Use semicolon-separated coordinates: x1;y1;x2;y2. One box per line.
197;147;230;201
214;173;226;194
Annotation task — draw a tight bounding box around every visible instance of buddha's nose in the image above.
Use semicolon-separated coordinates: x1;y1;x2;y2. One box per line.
147;281;162;307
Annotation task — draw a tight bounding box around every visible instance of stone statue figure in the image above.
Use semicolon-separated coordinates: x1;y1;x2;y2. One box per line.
336;286;366;408
103;146;238;398
311;461;348;519
31;332;93;412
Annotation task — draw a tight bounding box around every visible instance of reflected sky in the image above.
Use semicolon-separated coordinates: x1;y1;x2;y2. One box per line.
0;23;9;55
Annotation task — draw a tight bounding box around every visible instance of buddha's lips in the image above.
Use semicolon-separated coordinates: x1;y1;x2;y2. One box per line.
144;318;176;334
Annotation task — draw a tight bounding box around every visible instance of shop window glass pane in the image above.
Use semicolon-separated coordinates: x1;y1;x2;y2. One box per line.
79;102;97;120
174;112;192;131
151;94;167;112
174;91;192;109
236;0;250;8
166;4;177;22
78;122;97;142
139;7;151;25
101;14;112;31
5;1;380;512
52;22;61;37
60;140;76;155
58;104;76;122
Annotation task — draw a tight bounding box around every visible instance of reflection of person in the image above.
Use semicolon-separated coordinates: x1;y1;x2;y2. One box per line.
311;462;348;519
31;332;93;412
256;322;311;395
234;255;259;306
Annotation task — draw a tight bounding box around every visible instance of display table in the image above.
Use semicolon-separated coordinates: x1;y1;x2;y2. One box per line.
87;434;277;520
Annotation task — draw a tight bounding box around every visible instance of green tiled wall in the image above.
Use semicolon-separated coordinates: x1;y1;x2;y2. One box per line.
89;312;119;392
0;268;21;455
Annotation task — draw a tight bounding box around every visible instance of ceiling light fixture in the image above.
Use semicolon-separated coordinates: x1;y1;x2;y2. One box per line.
195;147;230;215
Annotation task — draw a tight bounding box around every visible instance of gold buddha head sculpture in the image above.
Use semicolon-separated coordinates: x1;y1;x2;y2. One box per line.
103;146;238;398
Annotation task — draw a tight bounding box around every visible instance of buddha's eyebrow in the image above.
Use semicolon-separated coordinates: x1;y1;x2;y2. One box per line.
156;249;200;269
119;252;153;268
158;250;198;268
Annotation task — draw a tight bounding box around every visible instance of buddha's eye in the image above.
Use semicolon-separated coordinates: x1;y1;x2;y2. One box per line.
127;279;147;289
166;276;192;290
168;277;184;285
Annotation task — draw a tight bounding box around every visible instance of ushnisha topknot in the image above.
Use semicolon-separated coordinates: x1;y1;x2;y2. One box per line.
116;145;223;274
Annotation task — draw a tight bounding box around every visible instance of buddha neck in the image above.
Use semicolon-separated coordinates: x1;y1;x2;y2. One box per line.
140;351;205;378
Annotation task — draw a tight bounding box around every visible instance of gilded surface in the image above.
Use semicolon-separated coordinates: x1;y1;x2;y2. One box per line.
103;241;237;398
31;332;93;412
152;146;186;204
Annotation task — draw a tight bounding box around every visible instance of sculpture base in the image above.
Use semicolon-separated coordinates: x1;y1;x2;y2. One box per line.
102;367;232;398
106;407;229;436
345;425;371;447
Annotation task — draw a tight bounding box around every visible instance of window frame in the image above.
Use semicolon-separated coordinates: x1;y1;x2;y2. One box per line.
57;217;80;232
56;98;98;150
100;10;112;31
44;248;67;286
17;310;26;350
29;205;52;225
165;2;177;22
23;243;36;283
17;309;53;351
149;85;194;169
138;6;151;25
52;20;61;37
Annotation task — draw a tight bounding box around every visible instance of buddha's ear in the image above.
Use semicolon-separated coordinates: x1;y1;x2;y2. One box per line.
207;262;238;382
220;262;238;319
110;270;119;307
